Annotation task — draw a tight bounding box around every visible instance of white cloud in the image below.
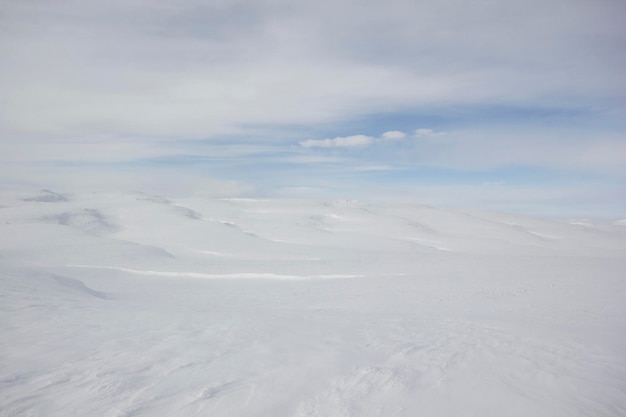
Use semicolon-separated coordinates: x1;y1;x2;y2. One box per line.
299;128;450;150
414;128;446;137
300;135;374;148
415;129;434;136
301;130;411;149
381;131;406;140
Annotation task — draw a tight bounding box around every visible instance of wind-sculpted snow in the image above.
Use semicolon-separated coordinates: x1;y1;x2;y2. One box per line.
1;190;625;416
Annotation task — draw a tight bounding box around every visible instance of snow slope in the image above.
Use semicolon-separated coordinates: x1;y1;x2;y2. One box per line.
1;190;625;416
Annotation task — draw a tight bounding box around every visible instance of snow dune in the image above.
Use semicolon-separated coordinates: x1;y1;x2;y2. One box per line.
1;190;625;416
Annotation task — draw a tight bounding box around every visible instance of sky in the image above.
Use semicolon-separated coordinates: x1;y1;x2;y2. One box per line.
1;0;625;218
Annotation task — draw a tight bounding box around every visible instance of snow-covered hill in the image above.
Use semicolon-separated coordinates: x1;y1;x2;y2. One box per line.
1;190;625;416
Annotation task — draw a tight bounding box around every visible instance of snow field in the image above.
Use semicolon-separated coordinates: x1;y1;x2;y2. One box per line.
1;190;625;416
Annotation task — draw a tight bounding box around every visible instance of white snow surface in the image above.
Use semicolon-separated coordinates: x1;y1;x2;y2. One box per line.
1;190;625;416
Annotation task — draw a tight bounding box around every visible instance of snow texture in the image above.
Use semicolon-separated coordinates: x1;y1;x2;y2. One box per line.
1;190;625;416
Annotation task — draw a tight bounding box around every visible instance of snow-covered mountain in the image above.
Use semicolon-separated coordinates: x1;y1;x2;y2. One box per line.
2;190;625;416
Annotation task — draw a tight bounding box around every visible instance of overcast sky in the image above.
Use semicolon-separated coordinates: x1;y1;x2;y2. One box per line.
1;0;625;218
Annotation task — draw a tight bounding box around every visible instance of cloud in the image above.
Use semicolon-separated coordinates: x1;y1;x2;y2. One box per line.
300;130;413;149
0;0;624;217
1;0;623;139
300;128;451;149
381;131;406;140
414;128;446;137
299;135;374;148
415;129;435;136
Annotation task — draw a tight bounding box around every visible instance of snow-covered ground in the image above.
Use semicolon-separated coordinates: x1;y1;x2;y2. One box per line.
1;189;625;416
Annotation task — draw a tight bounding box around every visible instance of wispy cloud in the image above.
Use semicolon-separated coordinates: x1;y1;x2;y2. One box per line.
300;129;435;148
2;0;623;139
381;131;407;141
299;128;445;148
0;0;624;217
299;135;374;148
414;129;445;138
